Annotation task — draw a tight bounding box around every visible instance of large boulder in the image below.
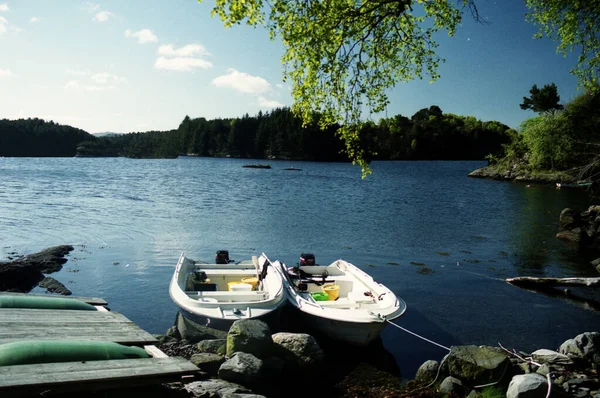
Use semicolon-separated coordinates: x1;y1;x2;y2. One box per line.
176;312;227;344
559;208;582;231
445;345;511;385
271;332;324;370
197;339;227;355
506;373;548;398
439;376;467;396
415;360;440;384
556;228;585;243
218;352;265;386
226;320;273;359
559;332;600;365
530;349;573;366
190;353;225;376
183;379;266;398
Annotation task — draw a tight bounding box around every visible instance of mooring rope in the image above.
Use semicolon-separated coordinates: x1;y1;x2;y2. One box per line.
385;319;451;352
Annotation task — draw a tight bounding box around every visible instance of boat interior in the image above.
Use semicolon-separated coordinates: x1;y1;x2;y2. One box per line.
288;264;387;309
183;265;272;303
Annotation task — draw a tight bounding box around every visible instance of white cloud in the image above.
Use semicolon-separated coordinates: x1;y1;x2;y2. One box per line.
154;56;212;71
125;28;158;44
93;11;113;22
29;16;40;23
257;96;284;108
85;2;100;13
65;71;126;92
0;4;9;12
90;72;126;85
158;44;209;57
0;68;14;79
66;68;92;76
212;69;271;94
0;16;7;34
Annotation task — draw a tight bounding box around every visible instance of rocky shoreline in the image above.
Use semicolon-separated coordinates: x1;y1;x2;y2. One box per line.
468;164;580;185
147;313;600;398
0;245;74;294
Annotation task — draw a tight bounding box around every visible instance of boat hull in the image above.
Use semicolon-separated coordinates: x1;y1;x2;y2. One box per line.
177;301;287;332
289;307;387;346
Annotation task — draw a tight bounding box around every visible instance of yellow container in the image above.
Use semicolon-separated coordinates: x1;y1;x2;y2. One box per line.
241;277;259;290
322;284;339;301
228;281;252;291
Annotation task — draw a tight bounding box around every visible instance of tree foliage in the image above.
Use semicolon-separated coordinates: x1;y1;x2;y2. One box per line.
0;118;94;157
203;0;478;175
519;112;574;170
1;108;511;161
520;83;563;113
524;0;600;93
510;90;600;173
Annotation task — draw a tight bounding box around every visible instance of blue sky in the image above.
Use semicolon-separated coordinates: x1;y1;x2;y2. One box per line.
0;0;582;134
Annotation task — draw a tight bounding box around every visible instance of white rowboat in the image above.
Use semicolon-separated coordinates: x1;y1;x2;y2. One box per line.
169;251;286;330
273;258;407;346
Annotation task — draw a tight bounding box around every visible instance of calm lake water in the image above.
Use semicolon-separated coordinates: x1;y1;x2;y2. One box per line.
1;157;599;378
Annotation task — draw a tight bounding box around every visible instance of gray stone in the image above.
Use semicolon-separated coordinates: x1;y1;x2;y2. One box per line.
190;352;225;376
559;208;582;231
518;362;532;374
531;349;574;366
535;363;550;376
556;228;584;243
439;376;466;396
165;325;181;340
507;374;548;398
176;312;228;344
559;332;600;364
271;332;324;370
183;379;263;398
227;320;273;359
446;345;511;385
197;339;227;355
415;359;440;383
219;352;264;386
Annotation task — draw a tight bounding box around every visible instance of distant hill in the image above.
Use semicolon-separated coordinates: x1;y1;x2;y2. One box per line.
0;118;95;157
93;132;122;137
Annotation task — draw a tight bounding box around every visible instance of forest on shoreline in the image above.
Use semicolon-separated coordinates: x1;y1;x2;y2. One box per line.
0;107;512;162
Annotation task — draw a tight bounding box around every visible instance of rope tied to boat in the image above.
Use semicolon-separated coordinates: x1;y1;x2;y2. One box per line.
384;319;451;352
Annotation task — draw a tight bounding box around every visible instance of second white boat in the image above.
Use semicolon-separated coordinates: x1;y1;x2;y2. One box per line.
273;254;407;346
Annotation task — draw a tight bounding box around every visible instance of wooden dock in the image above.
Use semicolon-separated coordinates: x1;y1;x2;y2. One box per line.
0;293;200;397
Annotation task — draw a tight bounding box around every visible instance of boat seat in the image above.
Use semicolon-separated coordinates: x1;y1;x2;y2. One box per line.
316;299;359;309
348;291;376;304
195;291;267;302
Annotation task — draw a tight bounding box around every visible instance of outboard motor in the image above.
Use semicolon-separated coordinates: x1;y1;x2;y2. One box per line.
299;253;315;266
215;250;230;264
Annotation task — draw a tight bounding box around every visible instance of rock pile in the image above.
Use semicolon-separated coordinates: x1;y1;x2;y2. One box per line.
156;314;326;398
413;331;600;398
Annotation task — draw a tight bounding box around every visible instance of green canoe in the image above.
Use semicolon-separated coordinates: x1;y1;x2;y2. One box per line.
0;340;150;366
0;295;96;311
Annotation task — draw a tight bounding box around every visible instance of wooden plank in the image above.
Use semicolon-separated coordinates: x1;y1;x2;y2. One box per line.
144;345;168;358
0;357;199;397
0;309;157;345
0;292;108;305
0;308;132;322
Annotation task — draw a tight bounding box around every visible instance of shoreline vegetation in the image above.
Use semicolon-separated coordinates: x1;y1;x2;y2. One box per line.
1;106;512;162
